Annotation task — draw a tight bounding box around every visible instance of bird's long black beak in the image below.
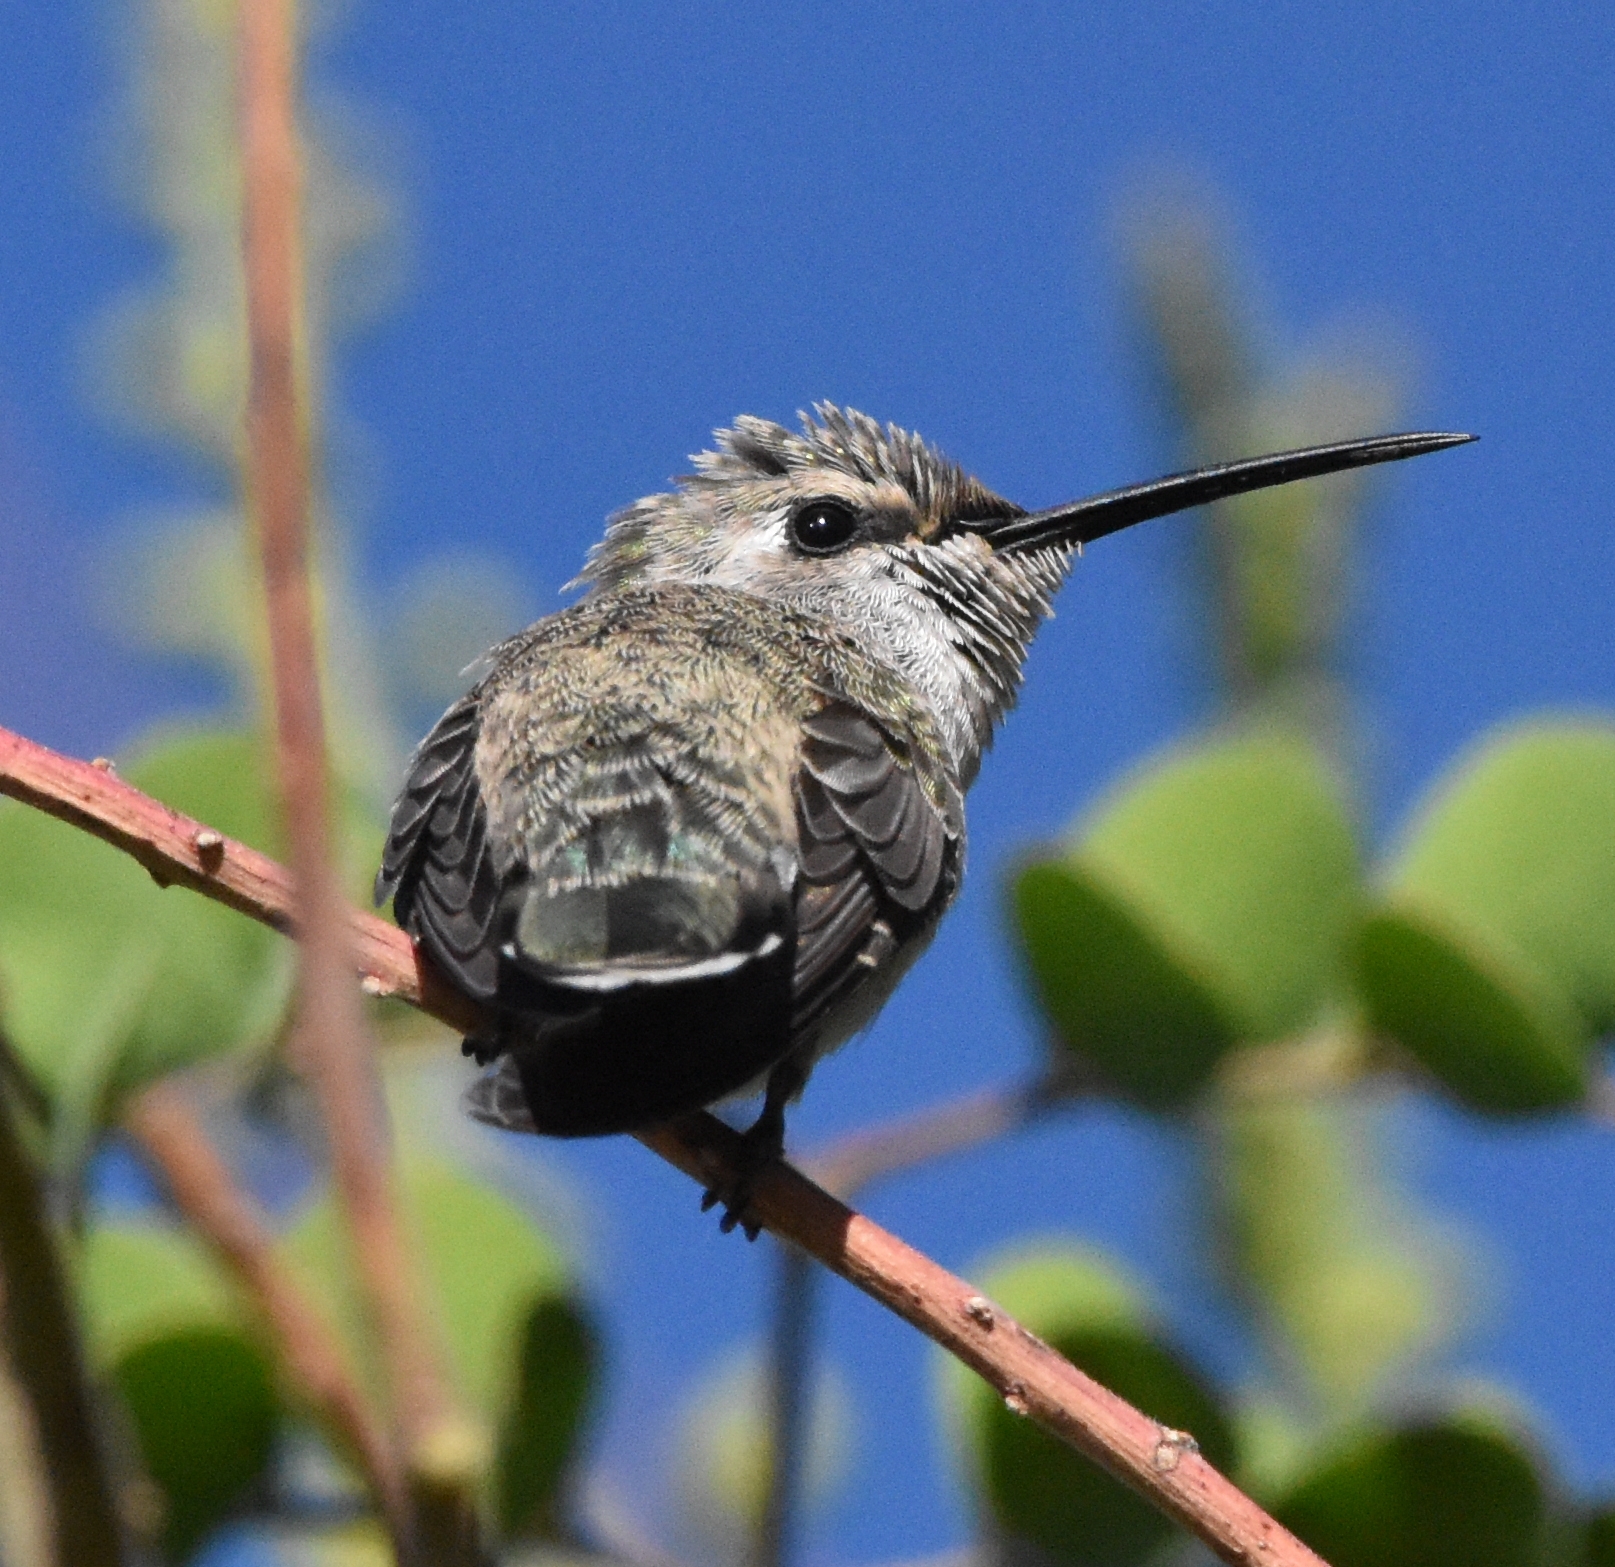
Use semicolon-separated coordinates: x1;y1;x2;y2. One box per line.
981;431;1476;554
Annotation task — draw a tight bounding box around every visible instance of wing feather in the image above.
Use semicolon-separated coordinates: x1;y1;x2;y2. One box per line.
376;694;504;1001
791;701;959;1041
841;766;911;848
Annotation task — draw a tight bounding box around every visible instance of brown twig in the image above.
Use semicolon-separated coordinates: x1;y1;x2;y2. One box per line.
124;1081;409;1546
648;1111;1327;1566
0;726;1330;1567
0;1052;128;1567
0;733;476;1034
236;5;481;1562
802;1067;1084;1201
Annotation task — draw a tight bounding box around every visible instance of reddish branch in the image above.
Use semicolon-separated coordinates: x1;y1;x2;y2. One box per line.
236;4;479;1562
0;726;1329;1567
124;1083;408;1542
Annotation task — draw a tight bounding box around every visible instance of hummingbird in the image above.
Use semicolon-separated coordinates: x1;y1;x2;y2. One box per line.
376;406;1470;1229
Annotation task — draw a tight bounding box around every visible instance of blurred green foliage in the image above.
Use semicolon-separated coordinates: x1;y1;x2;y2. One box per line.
0;4;595;1562
1014;731;1359;1105
80;1222;277;1559
957;199;1615;1567
0;732;291;1179
669;1345;852;1563
1273;1413;1555;1567
285;1157;595;1541
1215;1098;1458;1419
1360;721;1615;1112
53;1130;601;1564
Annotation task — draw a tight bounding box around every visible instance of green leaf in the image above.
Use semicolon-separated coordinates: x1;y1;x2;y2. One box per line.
78;1223;275;1563
1013;860;1235;1106
1013;733;1358;1105
0;798;170;1149
944;1245;1235;1566
1273;1415;1552;1567
1357;721;1615;1112
116;1330;276;1562
497;1296;598;1540
78;1221;246;1364
0;729;290;1148
1578;1506;1615;1567
1215;1100;1458;1415
1393;721;1615;1028
1357;908;1585;1112
284;1158;594;1533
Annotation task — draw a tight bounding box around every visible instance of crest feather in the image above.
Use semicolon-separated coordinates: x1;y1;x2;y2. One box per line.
700;404;1017;530
577;404;1020;588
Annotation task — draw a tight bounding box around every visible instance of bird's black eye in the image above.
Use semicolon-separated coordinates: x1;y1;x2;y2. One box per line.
790;500;859;555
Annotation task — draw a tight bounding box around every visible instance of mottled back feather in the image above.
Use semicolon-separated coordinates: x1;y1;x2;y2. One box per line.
377;583;963;1136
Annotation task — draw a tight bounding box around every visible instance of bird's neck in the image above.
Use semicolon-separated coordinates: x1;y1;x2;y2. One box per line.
783;539;1076;788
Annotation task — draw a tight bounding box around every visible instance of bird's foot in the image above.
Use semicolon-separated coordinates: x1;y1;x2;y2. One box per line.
700;1112;784;1241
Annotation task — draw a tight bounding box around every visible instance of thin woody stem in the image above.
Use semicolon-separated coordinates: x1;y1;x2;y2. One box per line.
0;1055;128;1567
802;1066;1085;1201
0;726;1332;1567
753;1065;1086;1565
751;1244;814;1567
124;1082;411;1551
235;4;481;1561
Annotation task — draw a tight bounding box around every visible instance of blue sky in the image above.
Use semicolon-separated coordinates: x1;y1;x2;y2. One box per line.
4;2;1615;1561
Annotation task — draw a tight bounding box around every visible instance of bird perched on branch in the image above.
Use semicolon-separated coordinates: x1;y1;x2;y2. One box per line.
376;406;1469;1231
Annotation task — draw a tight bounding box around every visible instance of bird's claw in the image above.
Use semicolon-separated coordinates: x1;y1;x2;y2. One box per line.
700;1118;783;1240
698;1184;762;1240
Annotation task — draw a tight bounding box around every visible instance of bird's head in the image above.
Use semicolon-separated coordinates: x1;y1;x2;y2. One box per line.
574;404;1470;773
574;404;1026;596
576;402;1466;593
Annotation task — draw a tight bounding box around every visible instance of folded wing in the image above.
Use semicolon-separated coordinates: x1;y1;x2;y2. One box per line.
792;700;960;1046
374;693;503;1002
